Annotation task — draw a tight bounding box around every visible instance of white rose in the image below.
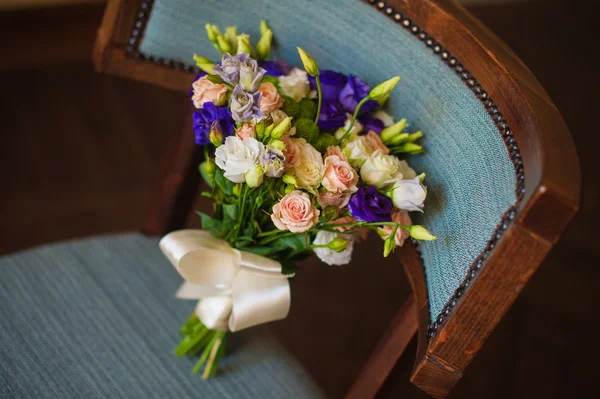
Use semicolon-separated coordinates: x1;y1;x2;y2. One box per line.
313;230;354;266
215;136;265;183
360;150;401;188
342;136;373;166
279;68;310;101
390;177;427;212
334;114;364;140
372;109;395;127
292;139;324;189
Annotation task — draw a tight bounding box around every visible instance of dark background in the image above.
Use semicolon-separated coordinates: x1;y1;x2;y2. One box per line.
0;1;598;398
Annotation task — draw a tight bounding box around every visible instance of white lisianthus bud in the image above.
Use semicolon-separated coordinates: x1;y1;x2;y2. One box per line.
360;150;402;188
313;231;354;266
297;47;319;77
409;225;436;241
279;69;310;102
245;164;265;187
389;177;427;212
215;136;265;183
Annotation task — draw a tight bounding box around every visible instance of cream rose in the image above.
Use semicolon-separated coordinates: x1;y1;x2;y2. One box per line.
379;209;411;247
215;136;264;183
271;190;319;233
317;191;351;208
279;68;310;101
292;139;324;189
191;76;227;108
342;136;373;166
363;131;389;155
258;82;284;114
236;123;256;140
322;155;358;193
360;150;401;188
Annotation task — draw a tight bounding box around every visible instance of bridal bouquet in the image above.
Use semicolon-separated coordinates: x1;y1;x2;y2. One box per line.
159;21;435;378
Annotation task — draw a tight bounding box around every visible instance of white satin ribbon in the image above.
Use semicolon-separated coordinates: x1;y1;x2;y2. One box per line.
159;229;291;332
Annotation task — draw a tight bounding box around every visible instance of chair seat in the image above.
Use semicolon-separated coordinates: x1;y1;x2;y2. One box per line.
0;233;324;399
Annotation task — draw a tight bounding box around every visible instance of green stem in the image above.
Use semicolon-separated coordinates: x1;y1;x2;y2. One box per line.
338;96;371;144
202;331;227;379
257;229;282;238
314;75;323;125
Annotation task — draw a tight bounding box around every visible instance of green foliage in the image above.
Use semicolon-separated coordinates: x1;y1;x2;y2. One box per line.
199;162;214;188
198;212;225;239
298;98;317;120
213;168;233;197
294;118;320;144
262;75;280;90
280;96;300;118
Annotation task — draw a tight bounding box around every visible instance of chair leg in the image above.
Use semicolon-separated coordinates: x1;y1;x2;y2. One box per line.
142;108;204;236
345;295;418;399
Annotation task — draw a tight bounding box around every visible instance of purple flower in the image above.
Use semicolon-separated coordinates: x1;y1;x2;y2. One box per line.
349;185;393;222
260;146;285;177
359;115;385;134
339;75;379;115
317;102;347;132
192;103;234;145
230;84;262;122
309;70;347;103
263;58;293;77
212;52;248;84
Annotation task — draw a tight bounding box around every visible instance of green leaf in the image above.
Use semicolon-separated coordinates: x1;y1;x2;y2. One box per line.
222;203;239;221
197;212;224;238
214;168;233;196
279;258;298;275
199;162;215;188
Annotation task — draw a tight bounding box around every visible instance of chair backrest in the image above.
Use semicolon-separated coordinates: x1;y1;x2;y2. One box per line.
94;0;581;397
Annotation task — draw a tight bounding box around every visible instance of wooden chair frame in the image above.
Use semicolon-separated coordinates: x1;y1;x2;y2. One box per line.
94;0;581;397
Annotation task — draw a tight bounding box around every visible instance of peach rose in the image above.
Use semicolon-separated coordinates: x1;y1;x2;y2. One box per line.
379;209;412;247
258;82;284;114
236;123;255;140
191;76;227;108
282;137;302;170
329;216;369;242
322;155;359;193
317;191;351;208
271;190;319;233
325;146;347;162
363;131;389;155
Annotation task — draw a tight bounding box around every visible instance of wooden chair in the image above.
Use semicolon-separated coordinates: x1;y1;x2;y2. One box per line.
86;0;578;397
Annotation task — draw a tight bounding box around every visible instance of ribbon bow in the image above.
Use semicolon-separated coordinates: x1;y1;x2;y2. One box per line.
159;230;291;332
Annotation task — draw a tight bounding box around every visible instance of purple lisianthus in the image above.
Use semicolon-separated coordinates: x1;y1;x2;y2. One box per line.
349;185;393;223
317;102;347;132
339;75;379;115
230;84;262;122
260;146;285;177
212;52;247;84
359;115;385;134
263;58;293;77
309;70;347;103
192;103;234;145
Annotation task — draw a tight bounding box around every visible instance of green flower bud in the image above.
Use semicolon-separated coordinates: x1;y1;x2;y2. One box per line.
203;158;217;178
271;117;293;139
380;118;407;143
256;29;273;60
224;26;238;52
232;184;241;197
327;237;350;252
388;133;409;146
383;236;396;257
369;76;401;101
205;75;224;85
217;35;232;54
284;184;295;194
409;225;436;241
297;47;319;77
255;120;266;140
244;164;264;188
407;131;423;143
264;124;274;139
260;20;269;36
209;124;223;147
418;172;426;183
236;34;253;56
193;54;213;66
395;143;424;154
205;24;220;43
282;173;298;187
270;139;286;151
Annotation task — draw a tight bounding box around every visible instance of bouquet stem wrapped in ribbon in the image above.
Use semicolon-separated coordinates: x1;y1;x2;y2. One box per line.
161;21;435;378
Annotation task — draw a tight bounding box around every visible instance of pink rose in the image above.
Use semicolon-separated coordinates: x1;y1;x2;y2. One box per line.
236;123;255;140
379;209;411;247
258;82;284;114
271;190;319;233
325;146;348;162
317;191;351;208
330;216;369;242
363;131;390;155
191;76;227;108
322;155;359;193
282;137;302;170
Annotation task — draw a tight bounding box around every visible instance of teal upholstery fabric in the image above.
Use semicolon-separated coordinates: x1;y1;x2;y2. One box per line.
0;234;325;398
139;0;517;323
